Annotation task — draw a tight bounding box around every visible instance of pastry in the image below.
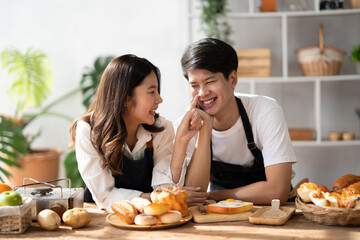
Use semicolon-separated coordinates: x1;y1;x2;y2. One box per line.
111;200;138;224
130;197;151;214
297;182;330;203
332;174;360;192
151;185;188;217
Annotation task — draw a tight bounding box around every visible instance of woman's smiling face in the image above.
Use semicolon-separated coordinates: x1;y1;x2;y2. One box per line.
188;69;237;118
125;71;163;126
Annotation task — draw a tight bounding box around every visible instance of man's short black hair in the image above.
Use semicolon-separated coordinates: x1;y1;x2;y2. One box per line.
181;38;238;80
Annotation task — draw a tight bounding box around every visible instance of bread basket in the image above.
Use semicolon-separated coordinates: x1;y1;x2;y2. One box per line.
295;196;360;226
0;197;32;234
296;25;346;76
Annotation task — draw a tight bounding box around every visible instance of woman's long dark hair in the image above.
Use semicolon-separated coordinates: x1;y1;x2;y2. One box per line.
70;54;164;174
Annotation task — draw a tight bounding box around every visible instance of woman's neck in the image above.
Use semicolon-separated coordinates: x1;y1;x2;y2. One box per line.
124;117;139;152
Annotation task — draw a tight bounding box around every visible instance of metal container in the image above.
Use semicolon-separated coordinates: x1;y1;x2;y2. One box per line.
14;178;84;220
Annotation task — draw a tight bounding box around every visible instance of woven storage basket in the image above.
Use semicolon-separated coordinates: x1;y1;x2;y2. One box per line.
0;197;32;234
296;25;346;76
295;196;360;226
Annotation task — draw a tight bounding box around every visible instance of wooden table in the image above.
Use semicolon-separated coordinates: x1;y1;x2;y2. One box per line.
3;203;360;240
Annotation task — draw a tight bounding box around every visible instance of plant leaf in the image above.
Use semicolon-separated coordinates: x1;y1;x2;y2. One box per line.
1;47;53;118
64;150;85;188
0;116;28;179
80;56;114;109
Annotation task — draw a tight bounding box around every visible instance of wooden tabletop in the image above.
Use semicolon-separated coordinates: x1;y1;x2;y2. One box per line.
3;203;360;240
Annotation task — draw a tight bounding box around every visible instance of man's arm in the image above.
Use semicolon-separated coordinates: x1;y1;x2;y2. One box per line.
207;162;292;205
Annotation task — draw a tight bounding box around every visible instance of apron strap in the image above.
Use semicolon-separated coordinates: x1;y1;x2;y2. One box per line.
235;96;264;167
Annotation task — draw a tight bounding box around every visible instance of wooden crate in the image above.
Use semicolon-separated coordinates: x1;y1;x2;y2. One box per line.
236;48;271;77
288;128;314;141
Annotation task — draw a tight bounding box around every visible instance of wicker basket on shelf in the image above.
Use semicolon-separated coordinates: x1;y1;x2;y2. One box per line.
0;197;32;234
296;25;346;76
295;196;360;226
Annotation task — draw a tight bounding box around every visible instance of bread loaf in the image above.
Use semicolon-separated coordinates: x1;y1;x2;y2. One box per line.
151;186;188;217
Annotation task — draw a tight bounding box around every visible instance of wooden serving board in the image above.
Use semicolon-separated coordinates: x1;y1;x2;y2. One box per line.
189;206;252;223
248;206;295;225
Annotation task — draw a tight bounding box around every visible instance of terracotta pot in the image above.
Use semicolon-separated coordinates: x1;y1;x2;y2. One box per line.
3;148;62;187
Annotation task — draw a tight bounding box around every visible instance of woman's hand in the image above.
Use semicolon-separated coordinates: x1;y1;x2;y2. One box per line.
183;186;207;206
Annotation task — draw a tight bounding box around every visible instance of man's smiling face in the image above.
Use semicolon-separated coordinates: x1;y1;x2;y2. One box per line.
188;69;237;118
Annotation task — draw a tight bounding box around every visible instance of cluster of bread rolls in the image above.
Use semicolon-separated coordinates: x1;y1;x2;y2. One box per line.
297;174;360;208
111;186;188;226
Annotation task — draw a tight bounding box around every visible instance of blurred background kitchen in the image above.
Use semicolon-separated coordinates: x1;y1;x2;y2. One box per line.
1;0;359;190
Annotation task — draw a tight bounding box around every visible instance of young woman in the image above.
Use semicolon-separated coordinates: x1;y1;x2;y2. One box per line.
69;54;210;211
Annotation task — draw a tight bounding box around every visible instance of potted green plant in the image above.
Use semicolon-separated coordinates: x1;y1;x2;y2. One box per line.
351;44;360;74
199;0;232;44
0;47;78;186
64;55;114;187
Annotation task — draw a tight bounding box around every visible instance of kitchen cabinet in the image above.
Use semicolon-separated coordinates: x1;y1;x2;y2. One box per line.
187;0;360;147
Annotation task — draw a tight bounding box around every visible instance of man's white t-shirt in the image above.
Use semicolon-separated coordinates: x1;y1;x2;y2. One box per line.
173;93;297;180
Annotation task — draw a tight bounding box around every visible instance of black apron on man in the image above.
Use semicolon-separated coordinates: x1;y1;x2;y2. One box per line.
210;97;267;191
84;140;154;203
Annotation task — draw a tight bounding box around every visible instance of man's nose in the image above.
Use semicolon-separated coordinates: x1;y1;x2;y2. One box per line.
198;85;208;97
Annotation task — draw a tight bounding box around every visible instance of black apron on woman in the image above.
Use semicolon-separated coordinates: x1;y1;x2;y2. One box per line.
210;97;266;191
84;139;154;203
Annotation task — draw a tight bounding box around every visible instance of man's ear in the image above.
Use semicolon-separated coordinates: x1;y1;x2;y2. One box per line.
229;70;238;88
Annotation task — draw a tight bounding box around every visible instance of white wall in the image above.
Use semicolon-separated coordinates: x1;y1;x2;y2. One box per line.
1;0;359;190
0;0;191;179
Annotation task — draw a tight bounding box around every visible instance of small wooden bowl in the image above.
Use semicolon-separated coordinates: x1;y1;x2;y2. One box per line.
328;132;342;141
342;132;355;141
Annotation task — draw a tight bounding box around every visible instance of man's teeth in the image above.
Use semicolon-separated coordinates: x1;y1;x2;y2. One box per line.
203;99;215;105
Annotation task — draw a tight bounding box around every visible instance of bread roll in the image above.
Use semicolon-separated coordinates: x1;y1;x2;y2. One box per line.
134;214;158;226
332;174;360;192
151;185;188;217
130;197;151;214
111;200;138;224
144;203;169;216
297;182;330;203
159;210;182;224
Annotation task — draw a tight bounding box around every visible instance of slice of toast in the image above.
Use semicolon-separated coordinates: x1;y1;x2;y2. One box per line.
207;199;253;214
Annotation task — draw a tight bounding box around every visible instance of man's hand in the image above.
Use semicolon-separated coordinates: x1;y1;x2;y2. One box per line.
183;186;207;206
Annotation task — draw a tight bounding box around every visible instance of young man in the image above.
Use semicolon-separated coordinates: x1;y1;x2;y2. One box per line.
174;38;297;204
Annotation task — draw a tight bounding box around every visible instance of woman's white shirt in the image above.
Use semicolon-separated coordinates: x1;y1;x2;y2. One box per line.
75;116;178;212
